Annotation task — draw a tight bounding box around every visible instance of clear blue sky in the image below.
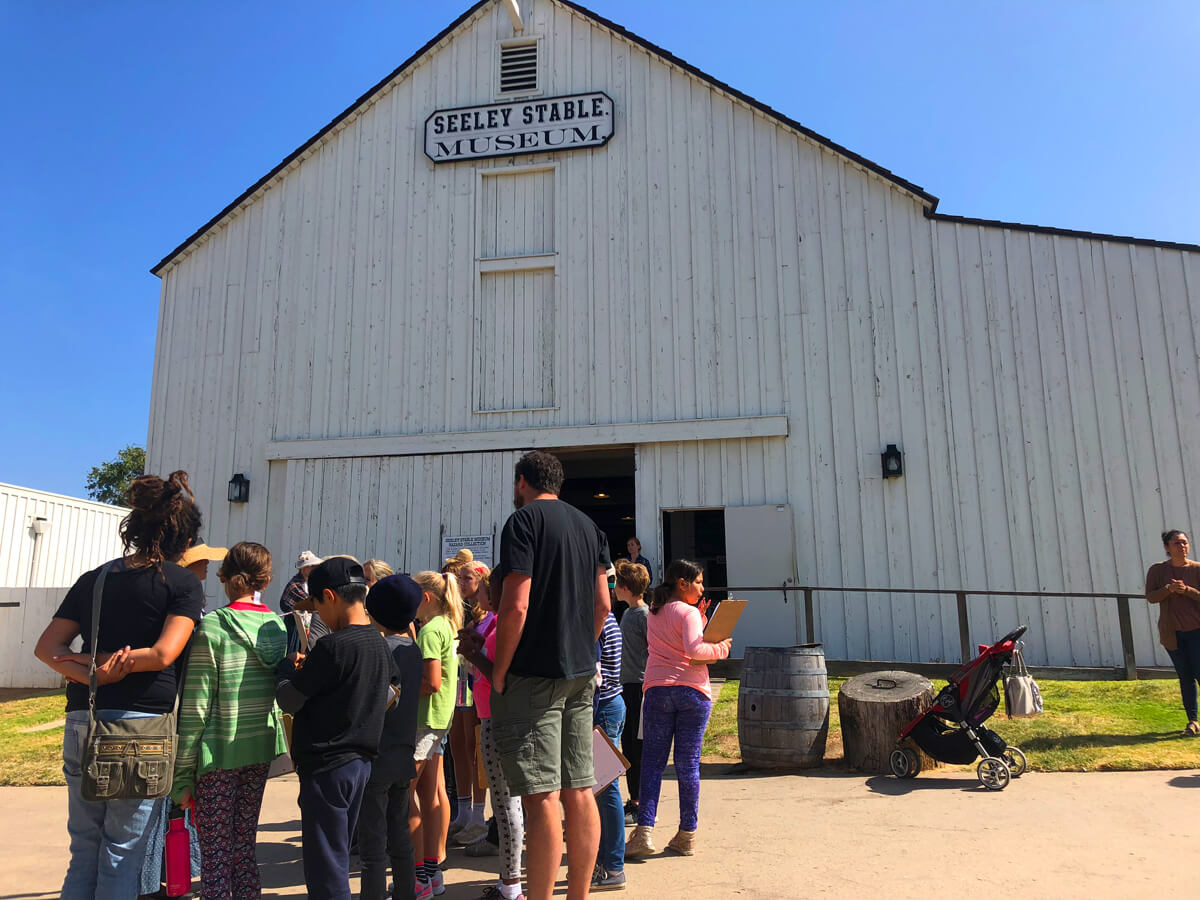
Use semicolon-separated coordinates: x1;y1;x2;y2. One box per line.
1;1;1196;498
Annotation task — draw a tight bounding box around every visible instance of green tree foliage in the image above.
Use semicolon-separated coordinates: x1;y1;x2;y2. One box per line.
85;445;145;506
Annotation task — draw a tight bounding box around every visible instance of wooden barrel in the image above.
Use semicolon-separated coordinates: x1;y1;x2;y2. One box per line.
737;644;829;768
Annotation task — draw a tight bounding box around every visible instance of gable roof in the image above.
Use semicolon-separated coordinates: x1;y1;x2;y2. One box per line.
151;0;1197;275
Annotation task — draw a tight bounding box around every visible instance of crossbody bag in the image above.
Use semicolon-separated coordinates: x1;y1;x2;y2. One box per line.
80;561;183;801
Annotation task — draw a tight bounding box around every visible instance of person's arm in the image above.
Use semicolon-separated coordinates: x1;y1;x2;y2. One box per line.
173;625;218;806
276;640;333;714
421;658;443;696
34;618;134;685
680;607;732;662
54;614;196;673
457;628;494;680
1146;566;1173;605
492;573;531;694
594;566;611;640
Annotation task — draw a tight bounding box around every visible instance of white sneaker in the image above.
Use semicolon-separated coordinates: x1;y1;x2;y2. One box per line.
454;821;489;846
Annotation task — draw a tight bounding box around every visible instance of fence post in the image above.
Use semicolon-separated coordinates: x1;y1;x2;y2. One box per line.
803;587;815;644
956;591;971;663
1115;595;1138;681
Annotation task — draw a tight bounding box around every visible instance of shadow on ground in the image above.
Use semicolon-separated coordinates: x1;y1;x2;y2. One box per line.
865;775;984;795
1019;732;1178;751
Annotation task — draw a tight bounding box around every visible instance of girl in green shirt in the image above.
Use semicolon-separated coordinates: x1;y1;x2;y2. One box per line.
409;570;463;895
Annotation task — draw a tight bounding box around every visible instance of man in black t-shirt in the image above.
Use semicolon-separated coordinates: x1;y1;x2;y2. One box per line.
491;450;611;900
276;557;397;900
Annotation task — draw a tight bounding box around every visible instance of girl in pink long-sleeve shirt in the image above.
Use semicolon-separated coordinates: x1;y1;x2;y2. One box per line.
625;560;731;859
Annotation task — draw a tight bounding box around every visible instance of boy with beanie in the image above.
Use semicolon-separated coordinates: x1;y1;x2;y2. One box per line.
360;574;427;900
276;557;398;900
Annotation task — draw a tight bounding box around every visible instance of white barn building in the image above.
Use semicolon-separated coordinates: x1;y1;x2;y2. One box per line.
146;0;1199;669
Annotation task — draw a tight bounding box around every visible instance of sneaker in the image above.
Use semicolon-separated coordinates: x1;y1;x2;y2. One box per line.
624;825;655;858
465;837;499;857
415;879;434;900
430;869;446;896
623;809;637;826
665;828;696;856
453;821;490;846
479;887;526;900
591;866;627;891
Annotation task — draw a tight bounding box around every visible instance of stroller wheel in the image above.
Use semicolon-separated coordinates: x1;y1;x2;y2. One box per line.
1002;747;1027;777
977;756;1011;791
889;748;921;779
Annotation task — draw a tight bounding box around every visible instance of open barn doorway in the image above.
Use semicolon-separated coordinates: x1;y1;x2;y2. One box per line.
662;508;728;602
554;447;636;560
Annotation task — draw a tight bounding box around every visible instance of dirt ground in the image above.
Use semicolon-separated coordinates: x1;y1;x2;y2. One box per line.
2;765;1198;899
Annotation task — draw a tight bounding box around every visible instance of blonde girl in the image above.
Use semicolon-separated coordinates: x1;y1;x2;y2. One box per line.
409;571;462;895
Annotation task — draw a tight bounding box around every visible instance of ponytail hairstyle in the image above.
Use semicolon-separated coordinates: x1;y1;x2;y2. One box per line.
414;570;465;632
442;548;474;577
120;470;203;566
218;542;273;599
650;558;703;615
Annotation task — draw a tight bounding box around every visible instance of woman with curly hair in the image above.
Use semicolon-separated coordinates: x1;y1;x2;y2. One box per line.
35;471;206;900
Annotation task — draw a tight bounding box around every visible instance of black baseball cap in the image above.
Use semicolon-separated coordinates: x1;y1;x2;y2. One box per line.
366;573;423;633
308;556;368;601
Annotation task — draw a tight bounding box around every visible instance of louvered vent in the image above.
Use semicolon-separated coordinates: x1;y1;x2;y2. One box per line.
499;41;539;94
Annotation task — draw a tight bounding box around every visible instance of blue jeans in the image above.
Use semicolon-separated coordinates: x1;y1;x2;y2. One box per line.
61;709;164;900
1167;627;1200;722
593;693;626;874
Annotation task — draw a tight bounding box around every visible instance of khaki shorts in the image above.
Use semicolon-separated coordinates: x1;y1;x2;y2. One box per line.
490;673;595;796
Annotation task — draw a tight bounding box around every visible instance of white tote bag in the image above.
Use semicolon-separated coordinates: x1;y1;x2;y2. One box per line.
1004;647;1043;717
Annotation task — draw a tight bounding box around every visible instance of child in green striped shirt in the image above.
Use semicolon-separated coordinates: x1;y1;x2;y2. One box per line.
173;542;289;899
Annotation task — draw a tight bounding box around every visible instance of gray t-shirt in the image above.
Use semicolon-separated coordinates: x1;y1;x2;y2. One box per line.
620;603;650;684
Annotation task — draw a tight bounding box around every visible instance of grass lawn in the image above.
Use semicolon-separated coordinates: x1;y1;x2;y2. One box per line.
0;689;69;786
703;677;1200;772
5;678;1200;785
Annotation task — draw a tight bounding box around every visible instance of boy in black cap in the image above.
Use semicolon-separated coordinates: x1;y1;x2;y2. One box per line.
359;573;426;900
276;557;398;900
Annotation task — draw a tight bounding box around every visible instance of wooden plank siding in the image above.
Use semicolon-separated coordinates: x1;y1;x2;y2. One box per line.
146;0;1199;667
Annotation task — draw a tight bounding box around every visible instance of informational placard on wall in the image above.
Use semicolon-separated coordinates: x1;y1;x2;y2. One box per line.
440;533;494;568
425;91;614;163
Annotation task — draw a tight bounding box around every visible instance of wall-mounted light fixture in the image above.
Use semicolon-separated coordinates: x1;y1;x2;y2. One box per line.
228;473;250;503
881;444;903;479
593;491;610;500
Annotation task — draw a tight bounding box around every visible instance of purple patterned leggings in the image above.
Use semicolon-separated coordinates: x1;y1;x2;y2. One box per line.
194;763;270;900
636;686;712;831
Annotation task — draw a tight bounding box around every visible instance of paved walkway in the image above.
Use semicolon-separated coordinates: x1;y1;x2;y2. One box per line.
2;765;1198;899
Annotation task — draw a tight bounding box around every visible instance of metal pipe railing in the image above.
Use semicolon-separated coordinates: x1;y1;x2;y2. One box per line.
706;584;1144;679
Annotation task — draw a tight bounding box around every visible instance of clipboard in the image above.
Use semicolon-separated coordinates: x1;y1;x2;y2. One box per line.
592;725;631;794
701;598;747;643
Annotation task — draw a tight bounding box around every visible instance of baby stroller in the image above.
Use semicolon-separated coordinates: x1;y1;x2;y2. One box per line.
889;625;1029;791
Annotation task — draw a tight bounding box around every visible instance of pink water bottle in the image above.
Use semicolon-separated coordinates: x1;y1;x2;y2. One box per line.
165;808;192;897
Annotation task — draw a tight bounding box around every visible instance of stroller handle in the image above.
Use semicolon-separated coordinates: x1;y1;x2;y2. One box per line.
998;624;1028;645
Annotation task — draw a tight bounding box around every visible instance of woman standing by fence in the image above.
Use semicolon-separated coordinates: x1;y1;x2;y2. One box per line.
1146;529;1200;736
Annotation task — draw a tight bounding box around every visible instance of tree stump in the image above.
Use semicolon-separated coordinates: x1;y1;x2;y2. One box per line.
837;671;943;774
